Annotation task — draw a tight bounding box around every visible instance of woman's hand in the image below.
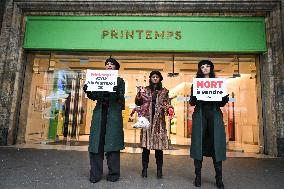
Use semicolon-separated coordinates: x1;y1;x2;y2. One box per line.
218;94;229;107
222;94;229;103
190;95;198;106
113;86;118;92
136;86;145;99
168;106;175;119
138;86;145;93
83;84;88;93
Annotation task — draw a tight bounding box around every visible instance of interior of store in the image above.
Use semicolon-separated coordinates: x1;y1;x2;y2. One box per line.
25;52;260;153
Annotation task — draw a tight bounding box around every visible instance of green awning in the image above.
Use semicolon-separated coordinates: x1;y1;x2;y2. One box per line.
24;16;267;53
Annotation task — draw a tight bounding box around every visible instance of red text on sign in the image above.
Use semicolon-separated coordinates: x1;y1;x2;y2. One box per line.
197;81;223;88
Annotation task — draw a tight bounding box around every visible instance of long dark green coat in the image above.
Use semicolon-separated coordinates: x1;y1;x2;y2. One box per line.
190;101;227;162
87;77;125;153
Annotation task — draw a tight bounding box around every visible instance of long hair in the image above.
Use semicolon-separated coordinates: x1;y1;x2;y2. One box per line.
149;80;163;90
196;60;216;78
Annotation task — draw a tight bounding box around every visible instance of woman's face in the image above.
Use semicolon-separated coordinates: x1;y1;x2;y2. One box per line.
200;64;211;76
150;74;160;84
105;62;116;70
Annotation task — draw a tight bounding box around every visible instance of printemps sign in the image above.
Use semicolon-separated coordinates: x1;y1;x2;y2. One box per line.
24;16;266;52
102;30;182;40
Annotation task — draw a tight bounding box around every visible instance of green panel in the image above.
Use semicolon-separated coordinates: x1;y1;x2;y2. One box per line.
48;75;59;140
48;101;58;140
24;16;266;52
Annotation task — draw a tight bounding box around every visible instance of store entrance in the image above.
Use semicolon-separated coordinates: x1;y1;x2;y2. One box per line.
24;52;260;153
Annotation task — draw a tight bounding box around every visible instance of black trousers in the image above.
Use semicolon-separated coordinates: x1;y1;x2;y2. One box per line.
142;148;163;169
194;104;222;172
202;104;215;157
89;102;120;182
89;151;120;182
194;157;222;170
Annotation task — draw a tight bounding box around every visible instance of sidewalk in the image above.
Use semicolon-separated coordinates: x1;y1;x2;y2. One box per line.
1;147;284;189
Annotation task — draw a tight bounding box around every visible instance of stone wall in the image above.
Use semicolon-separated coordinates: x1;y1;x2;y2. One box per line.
0;0;24;145
277;0;284;156
261;3;284;156
262;0;284;156
0;0;6;31
0;0;283;156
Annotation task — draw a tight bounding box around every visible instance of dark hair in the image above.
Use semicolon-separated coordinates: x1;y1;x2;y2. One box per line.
196;60;216;78
149;70;163;90
149;70;163;81
105;57;120;70
149;80;163;90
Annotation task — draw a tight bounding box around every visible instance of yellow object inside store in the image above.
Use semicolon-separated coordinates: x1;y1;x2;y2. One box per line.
25;52;259;153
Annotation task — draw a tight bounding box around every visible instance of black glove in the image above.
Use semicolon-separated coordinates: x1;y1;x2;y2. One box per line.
113;86;118;92
222;94;229;103
83;84;88;93
190;95;198;105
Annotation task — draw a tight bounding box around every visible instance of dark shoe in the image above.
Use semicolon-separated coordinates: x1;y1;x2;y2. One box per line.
142;168;147;178
214;162;224;189
215;176;224;189
157;168;163;179
89;178;101;183
106;175;119;182
194;175;201;187
194;168;201;187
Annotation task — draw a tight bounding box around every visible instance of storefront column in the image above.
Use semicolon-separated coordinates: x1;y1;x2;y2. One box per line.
277;0;284;156
0;0;26;145
261;4;284;156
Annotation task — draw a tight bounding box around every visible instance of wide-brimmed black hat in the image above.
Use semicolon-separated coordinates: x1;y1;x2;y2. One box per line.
149;70;163;81
105;57;120;70
198;60;214;70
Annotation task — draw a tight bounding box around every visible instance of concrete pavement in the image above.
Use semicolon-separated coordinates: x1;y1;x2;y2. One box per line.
1;147;284;189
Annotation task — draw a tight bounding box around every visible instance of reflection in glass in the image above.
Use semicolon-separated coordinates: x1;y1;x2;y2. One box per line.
24;54;259;153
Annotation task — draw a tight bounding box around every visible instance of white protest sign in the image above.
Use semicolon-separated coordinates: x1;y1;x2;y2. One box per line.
193;78;227;101
85;70;118;92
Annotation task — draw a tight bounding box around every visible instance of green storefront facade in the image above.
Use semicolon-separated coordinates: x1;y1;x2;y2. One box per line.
0;0;283;157
24;16;266;52
23;16;267;140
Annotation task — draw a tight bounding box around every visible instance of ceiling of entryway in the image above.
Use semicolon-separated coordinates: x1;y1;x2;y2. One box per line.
33;52;257;75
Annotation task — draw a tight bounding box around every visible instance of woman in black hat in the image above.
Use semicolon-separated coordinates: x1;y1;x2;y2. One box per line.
134;70;171;179
190;60;229;189
83;57;125;183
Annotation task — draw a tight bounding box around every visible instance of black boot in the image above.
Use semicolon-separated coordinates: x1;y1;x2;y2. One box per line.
157;166;163;179
194;159;202;187
194;168;201;187
142;168;147;178
142;148;150;178
214;162;224;189
215;168;224;189
155;150;163;179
